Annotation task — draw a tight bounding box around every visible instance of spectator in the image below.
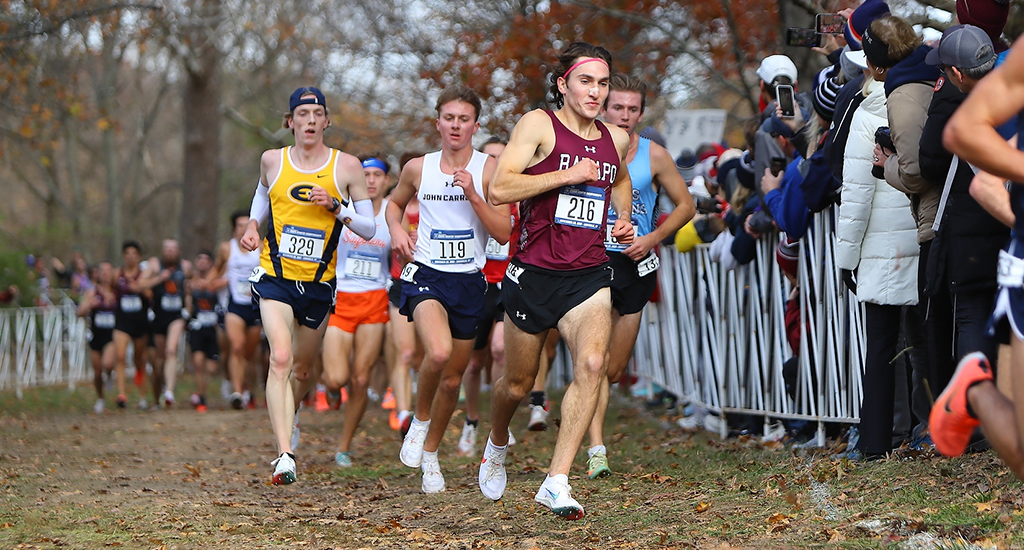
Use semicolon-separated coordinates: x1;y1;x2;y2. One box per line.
919;25;1006;379
956;0;1010;53
753;54;803;193
835;41;919;459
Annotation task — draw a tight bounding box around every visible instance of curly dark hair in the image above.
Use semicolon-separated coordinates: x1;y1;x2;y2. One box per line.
548;42;613;109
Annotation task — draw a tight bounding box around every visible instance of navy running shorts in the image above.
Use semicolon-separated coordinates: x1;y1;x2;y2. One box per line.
398;262;486;340
251;273;335;330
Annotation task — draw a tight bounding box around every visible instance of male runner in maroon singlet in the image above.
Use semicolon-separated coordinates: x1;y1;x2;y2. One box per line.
478;41;634;519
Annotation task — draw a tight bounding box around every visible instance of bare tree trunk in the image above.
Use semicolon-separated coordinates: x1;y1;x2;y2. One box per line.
65;119;85;242
178;0;222;257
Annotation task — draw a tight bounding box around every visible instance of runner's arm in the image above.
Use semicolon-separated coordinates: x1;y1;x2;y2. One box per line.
205;242;230;293
490;110;603;205
647;142;695;242
463;156;512;244
945;36;1024;181
608;125;634;244
386;159;421;259
324;153;375;241
76;288;96;317
970;170;1015;228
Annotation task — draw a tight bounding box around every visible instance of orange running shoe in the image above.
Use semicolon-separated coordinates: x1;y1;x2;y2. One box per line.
196;404;208;413
382;387;396;410
389;409;401;430
930;351;992;457
315;389;329;412
341;387;349;404
133;368;145;388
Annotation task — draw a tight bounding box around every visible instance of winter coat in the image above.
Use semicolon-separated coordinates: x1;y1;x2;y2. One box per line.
835;78;919;306
883;45;943;244
918;77;1009;294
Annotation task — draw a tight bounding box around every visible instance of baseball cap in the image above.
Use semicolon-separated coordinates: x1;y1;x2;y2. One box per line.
844;0;891;50
756;55;798;85
844;49;869;70
925;24;995;69
289;86;327;113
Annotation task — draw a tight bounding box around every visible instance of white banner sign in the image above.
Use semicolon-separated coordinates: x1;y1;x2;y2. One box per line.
660;109;728;160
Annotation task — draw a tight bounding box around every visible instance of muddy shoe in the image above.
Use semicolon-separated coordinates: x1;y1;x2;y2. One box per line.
271;453;296;485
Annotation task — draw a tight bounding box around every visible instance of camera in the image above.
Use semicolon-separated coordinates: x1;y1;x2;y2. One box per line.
871;126;894;179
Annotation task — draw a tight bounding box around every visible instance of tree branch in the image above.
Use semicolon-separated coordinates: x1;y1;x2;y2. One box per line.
0;3;163;43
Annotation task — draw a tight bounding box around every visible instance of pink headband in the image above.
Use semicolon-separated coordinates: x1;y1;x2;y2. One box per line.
561;57;609;81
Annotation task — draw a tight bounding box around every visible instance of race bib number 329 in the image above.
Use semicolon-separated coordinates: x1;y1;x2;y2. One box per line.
554;184;605;231
280;225;326;263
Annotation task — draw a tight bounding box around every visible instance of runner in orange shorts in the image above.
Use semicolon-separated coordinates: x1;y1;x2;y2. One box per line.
321;153;393;467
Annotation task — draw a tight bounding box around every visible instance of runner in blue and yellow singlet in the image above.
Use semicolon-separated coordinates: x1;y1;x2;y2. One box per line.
239;86;376;486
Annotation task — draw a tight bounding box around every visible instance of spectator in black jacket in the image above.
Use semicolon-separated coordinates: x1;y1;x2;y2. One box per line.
920;25;1006;379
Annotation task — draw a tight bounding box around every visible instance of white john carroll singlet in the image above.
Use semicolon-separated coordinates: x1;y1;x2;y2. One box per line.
413;150;489;273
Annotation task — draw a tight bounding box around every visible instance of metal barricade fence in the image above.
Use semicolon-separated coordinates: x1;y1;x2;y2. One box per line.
551;208;866;445
0;302;90;399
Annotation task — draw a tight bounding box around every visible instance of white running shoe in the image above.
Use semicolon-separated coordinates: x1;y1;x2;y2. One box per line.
162;390;175;408
457;422;478;457
220;379;232;401
138;397;148;410
271;452;296;485
400;417;429;468
420;452;445;493
93;398;105;414
528;404;548;431
534;474;584;520
478;437;508;501
290;411;300;452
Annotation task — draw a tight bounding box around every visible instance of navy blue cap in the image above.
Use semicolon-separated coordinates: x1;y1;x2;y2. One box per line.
289;86;326;113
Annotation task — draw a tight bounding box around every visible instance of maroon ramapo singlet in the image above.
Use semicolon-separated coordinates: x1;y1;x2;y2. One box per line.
513;110;620;271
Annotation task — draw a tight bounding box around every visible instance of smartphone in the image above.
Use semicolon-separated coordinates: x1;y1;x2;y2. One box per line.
770;157;787;177
816;13;846;34
786;27;822;48
776;84;795;118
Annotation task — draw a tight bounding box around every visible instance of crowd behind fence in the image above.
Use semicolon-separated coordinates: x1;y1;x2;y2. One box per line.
3;210;866;443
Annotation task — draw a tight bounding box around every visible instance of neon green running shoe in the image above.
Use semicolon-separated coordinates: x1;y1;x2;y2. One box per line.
587;451;611;479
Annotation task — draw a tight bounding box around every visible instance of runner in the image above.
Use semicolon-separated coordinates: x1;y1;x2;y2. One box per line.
212;211;263;409
460;137;516;456
78;261;117;414
931;37;1024;479
187;250;221;413
477;42;634;519
585;73;695;478
139;239;194;408
321;153;392;467
239;86;376;485
385;151;423;436
112;241;151;410
387;85;512;493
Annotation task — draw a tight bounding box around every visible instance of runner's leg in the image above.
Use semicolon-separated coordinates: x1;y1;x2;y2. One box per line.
261;300;299;454
587;310;638;448
163;318;186;399
548;288;612;477
339;323;386;453
968;334;1024;476
489;323;547;446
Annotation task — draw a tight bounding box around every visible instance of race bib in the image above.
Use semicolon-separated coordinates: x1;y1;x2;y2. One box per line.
637;253;660;277
429;229;474;265
485;237;510;261
196;310;219;327
280;224;326;263
120;295;142;313
344;250;382;281
248;266;266;283
554;184;604;230
505;262;524;285
604;210;637;252
998;249;1024;288
400;263;419;283
160;294;183;312
94;311;116;330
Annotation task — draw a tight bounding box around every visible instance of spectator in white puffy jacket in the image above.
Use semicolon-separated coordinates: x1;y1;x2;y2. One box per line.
835;52;919;458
